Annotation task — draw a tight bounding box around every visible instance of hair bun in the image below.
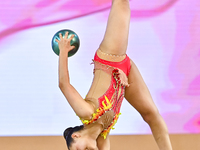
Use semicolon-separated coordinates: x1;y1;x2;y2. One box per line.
63;127;73;139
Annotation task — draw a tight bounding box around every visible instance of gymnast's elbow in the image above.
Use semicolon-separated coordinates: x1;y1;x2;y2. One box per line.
59;80;70;91
79;111;93;121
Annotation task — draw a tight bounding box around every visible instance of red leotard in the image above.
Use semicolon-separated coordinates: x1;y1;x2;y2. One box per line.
81;52;131;139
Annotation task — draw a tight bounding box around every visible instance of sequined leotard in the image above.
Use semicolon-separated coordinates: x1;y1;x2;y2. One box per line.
81;51;131;139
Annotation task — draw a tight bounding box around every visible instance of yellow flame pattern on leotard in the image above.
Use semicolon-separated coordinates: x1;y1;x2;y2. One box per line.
81;95;121;139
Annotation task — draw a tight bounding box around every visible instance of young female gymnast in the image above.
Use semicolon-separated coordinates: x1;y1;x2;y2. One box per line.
56;0;173;150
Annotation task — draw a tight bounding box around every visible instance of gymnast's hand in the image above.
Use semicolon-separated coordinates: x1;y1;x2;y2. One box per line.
55;32;75;55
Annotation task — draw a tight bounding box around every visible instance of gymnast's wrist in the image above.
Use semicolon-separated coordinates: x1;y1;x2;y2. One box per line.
59;49;69;57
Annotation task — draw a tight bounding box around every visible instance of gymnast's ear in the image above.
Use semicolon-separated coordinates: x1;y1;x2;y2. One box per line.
71;132;81;138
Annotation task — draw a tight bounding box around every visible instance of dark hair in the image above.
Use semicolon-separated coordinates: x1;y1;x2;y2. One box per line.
63;125;84;150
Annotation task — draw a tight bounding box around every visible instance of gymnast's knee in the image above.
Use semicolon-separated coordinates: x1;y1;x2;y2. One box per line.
141;108;161;125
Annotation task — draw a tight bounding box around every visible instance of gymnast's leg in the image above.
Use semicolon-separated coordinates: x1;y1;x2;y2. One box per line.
125;60;173;150
98;0;130;56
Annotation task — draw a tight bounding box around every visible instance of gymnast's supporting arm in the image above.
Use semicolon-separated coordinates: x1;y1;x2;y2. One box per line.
97;135;110;150
57;32;94;120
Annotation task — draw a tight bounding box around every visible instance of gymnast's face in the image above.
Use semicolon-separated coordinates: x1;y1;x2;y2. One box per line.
70;133;98;150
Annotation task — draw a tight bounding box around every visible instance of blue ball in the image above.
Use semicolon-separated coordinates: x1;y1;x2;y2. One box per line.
51;29;80;57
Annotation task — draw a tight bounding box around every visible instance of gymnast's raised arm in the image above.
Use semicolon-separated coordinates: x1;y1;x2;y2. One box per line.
56;32;94;120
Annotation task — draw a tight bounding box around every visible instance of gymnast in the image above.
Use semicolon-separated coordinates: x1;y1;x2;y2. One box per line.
56;0;173;150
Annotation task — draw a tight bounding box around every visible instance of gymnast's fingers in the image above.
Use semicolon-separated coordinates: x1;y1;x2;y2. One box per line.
69;34;75;41
58;33;63;40
64;32;69;39
55;39;59;43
